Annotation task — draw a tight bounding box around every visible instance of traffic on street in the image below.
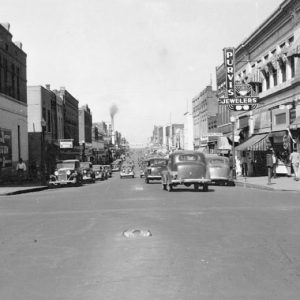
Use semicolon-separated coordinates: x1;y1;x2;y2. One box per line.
1;151;300;299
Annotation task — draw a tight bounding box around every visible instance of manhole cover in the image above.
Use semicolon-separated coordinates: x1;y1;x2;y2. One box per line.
123;229;152;238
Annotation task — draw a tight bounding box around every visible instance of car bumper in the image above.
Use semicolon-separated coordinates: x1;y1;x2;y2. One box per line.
171;178;211;184
82;176;94;182
48;179;77;185
147;175;162;180
120;173;134;177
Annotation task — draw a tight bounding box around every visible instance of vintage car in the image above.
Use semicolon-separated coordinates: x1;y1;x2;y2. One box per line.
139;159;149;178
206;154;234;186
48;159;83;187
101;165;112;178
92;164;105;181
120;164;135;179
144;157;168;183
80;162;96;183
161;151;210;192
112;160;122;172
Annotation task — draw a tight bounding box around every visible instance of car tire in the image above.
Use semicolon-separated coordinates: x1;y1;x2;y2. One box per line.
145;178;149;184
162;183;167;190
194;183;199;191
203;183;208;192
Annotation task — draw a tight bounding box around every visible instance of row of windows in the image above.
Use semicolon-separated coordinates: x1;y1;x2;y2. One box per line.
0;54;21;100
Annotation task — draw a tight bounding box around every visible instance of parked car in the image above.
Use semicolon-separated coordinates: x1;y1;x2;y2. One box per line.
48;159;83;187
144;157;168;183
120;164;135;179
80;162;95;183
161;151;210;192
92;164;105;181
206;154;234;186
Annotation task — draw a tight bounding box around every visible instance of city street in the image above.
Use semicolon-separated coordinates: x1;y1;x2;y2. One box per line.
0;173;300;299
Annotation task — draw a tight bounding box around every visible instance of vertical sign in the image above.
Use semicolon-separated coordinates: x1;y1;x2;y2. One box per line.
224;48;235;98
0;128;12;168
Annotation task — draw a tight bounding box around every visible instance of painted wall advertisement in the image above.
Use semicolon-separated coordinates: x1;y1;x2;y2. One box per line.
0;128;12;168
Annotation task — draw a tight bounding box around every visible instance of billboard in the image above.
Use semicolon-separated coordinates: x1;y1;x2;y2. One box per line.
0;128;12;168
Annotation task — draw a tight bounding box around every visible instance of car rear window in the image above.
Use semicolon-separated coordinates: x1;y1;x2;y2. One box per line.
149;159;167;166
209;158;226;164
178;154;202;162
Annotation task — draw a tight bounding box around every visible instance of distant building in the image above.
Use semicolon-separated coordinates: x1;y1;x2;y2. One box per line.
192;85;218;152
27;85;66;175
183;111;194;150
0;23;28;179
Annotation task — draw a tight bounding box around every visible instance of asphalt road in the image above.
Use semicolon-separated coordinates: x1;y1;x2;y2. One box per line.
0;173;300;299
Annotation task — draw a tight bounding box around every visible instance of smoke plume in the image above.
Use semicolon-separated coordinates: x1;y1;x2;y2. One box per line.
110;104;119;118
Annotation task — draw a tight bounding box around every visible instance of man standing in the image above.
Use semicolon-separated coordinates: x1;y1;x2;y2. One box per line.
289;149;300;181
16;158;27;183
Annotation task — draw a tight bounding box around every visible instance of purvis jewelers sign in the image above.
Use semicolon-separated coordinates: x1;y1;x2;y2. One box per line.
220;47;259;111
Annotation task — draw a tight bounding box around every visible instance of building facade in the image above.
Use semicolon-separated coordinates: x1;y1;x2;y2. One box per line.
79;104;93;161
0;23;27;180
27;85;63;176
192;85;218;151
183;111;194;150
216;0;300;175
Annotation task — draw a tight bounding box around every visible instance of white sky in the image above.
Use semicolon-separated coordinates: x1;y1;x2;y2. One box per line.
1;0;283;145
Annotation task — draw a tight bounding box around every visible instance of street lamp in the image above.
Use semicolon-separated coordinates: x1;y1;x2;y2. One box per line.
230;115;236;179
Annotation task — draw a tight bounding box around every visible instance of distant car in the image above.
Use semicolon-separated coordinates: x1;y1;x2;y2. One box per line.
139;159;149;178
120;165;135;179
92;164;105;181
206;154;234;186
48;159;83;187
80;162;95;183
102;165;112;178
144;157;168;183
112;160;122;172
161;151;210;192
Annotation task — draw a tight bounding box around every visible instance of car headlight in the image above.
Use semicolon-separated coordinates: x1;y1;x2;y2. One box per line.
54;171;58;176
84;170;87;174
67;170;71;175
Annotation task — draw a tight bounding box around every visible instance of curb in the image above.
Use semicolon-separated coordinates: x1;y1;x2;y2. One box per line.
234;180;300;192
0;186;48;196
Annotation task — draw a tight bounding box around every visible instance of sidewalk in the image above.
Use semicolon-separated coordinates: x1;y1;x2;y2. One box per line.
235;175;300;192
0;183;48;196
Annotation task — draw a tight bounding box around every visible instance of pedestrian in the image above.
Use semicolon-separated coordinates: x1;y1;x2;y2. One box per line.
272;150;277;178
16;158;27;183
289;149;300;181
241;153;248;176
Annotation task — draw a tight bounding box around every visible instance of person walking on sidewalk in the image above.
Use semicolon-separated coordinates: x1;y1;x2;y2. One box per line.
289;149;300;181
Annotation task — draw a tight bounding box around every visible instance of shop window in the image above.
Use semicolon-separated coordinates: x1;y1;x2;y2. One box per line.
275;113;286;125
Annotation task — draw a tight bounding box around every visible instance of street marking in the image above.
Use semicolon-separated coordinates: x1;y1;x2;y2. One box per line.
134;186;144;191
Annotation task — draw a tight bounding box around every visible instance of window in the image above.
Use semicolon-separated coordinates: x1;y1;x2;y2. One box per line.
273;69;277;86
290;56;295;78
275;113;286;125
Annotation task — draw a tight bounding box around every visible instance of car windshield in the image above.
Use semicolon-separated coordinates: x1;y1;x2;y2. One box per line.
56;162;76;169
149;159;167;166
92;165;101;170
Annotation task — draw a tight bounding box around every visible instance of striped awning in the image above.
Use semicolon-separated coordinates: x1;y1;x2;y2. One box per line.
235;133;269;151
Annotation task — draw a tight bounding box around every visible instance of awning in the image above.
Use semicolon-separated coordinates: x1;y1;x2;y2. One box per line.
235;133;269;151
290;117;300;129
217;136;231;150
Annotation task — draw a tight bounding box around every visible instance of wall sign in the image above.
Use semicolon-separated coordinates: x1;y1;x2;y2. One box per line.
219;47;259;111
0;128;12;168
